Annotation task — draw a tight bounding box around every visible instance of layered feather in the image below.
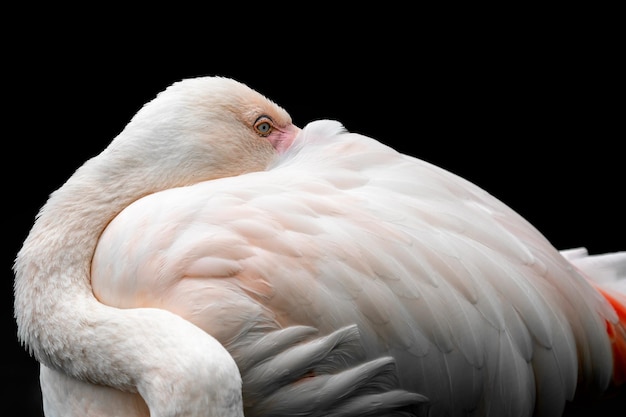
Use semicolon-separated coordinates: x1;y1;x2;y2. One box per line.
90;120;623;416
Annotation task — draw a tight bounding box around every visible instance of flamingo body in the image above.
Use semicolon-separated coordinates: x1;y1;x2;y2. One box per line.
14;77;625;416
92;120;625;416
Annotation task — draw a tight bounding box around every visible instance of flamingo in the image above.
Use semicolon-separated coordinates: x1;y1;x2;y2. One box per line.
13;76;625;416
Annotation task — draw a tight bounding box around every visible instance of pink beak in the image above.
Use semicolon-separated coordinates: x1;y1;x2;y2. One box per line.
269;124;301;154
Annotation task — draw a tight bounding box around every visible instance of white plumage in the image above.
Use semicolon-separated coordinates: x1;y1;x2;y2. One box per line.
14;76;625;416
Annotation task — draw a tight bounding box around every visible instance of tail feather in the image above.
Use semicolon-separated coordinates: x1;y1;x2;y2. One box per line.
560;248;626;294
561;248;626;387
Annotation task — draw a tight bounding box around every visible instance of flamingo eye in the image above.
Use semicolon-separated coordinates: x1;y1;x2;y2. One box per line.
254;116;274;136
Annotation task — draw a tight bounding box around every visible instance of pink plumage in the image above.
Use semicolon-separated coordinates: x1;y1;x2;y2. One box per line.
14;76;625;416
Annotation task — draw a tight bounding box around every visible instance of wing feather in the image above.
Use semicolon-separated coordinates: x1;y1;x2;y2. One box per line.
91;119;619;416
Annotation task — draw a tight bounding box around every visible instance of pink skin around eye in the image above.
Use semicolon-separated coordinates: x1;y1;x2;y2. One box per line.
267;124;301;154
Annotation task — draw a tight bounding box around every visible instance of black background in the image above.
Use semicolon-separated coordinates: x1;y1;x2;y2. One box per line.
6;11;624;416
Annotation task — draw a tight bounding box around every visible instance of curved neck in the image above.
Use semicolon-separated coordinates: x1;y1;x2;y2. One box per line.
14;157;153;381
13;157;243;415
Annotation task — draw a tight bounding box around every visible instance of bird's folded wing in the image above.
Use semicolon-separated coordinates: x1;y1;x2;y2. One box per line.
92;120;620;416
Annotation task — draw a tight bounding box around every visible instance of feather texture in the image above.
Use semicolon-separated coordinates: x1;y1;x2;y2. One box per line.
90;119;624;416
16;77;625;416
